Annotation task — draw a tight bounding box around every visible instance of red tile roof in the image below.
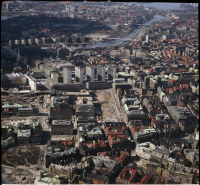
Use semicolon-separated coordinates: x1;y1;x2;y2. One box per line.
114;153;128;163
119;168;137;183
180;84;190;88
3;108;9;112
108;135;129;145
80;140;107;148
105;127;128;136
59;140;73;146
130;126;144;134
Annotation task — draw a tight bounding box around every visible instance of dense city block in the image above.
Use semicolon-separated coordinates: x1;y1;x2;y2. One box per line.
1;1;199;184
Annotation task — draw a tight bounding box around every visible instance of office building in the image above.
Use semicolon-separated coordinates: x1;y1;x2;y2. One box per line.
63;67;72;83
107;65;116;80
75;66;83;84
86;66;94;82
97;66;105;81
51;120;73;135
18;129;31;145
50;96;73;120
144;76;150;87
49;163;77;181
150;22;155;33
146;35;148;43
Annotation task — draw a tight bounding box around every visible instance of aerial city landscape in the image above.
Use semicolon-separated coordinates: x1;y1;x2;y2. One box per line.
1;1;199;184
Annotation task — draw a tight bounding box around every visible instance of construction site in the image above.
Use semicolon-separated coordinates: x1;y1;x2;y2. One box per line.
94;90;116;120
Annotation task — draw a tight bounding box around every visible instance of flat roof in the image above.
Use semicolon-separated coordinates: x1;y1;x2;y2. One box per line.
52;120;72;125
41;63;56;72
18;129;31;137
51;135;74;141
50;96;70;107
6;73;25;79
31;68;42;73
118;72;134;77
51;72;63;77
2;103;22;108
152;148;170;155
49;163;77;171
18;108;33;110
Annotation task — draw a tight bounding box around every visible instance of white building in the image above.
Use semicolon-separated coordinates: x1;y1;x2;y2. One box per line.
113;67;116;79
136;142;156;160
25;73;37;90
63;67;72;83
146;35;148;43
97;66;105;81
25;72;43;91
6;73;27;85
86;66;94;82
15;40;20;45
9;119;30;127
75;66;83;84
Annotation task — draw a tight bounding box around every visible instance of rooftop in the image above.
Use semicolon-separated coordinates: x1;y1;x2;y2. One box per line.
52;120;72;125
34;173;68;185
152;148;170;155
118;167;137;183
18;129;31;138
2;103;22;108
118;72;134;77
6;72;25;79
49;163;77;171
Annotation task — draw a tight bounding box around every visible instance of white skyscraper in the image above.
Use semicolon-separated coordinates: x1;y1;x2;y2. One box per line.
75;66;83;84
107;65;116;80
63;67;72;83
102;67;105;81
86;66;94;82
97;66;105;81
113;67;116;79
146;36;148;43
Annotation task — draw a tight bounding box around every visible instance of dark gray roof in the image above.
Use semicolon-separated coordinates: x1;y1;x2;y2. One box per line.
152;148;170;155
149;158;160;164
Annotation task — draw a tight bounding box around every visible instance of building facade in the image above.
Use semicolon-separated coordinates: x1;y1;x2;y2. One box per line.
86;66;94;82
63;67;72;83
75;66;83;84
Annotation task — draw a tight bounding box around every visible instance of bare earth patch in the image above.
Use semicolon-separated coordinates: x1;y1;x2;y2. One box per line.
95;90;116;119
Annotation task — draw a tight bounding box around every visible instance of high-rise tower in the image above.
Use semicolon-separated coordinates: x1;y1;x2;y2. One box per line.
97;66;105;81
75;66;83;84
86;66;94;82
63;67;72;83
107;65;116;80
